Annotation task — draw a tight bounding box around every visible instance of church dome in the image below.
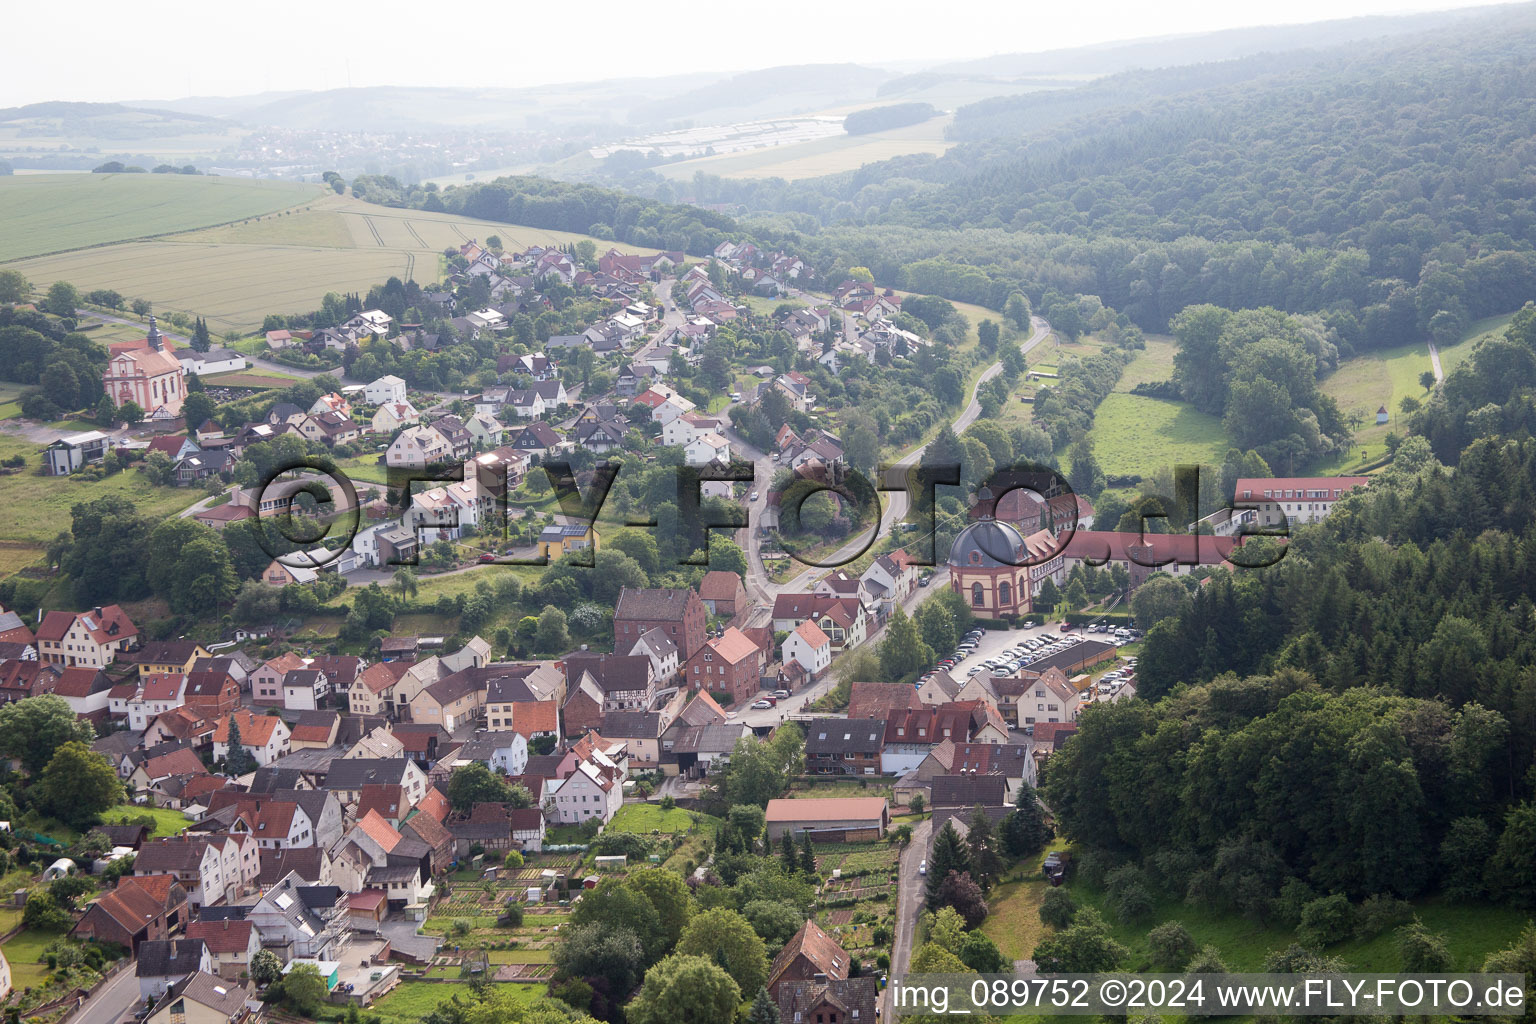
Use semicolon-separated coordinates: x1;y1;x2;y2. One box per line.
947;518;1026;568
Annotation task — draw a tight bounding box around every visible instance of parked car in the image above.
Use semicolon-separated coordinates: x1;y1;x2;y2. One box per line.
478;553;497;563
773;689;791;699
751;699;773;710
749;491;760;501
1060;622;1075;632
919;860;928;876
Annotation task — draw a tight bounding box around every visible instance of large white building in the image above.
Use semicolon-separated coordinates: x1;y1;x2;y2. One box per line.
1234;476;1371;527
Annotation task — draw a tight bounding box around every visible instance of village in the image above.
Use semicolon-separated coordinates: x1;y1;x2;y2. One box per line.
0;230;1378;1024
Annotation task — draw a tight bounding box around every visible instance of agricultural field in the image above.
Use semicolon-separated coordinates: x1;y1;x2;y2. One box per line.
0;173;321;261
811;842;899;967
655;116;955;181
3;185;661;333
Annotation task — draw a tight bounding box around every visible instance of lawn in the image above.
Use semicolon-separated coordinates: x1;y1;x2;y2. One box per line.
1084;394;1232;479
1;927;62;988
369;981;552;1024
3;190;663;332
0;436;204;572
0;173;322;261
101;804;190;838
606;802;701;835
1439;310;1514;376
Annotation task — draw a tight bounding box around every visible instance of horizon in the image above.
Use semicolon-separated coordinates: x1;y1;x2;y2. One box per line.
3;0;1522;108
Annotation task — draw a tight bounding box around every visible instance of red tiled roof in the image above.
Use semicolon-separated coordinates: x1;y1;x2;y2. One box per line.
187;918;254;953
358;784;407;821
508;700;559;739
847;682;923;720
355;809;402;852
215;709;283;747
415;787;450;822
140;748;207;781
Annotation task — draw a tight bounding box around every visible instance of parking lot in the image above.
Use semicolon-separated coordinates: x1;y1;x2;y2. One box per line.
927;619;1142;685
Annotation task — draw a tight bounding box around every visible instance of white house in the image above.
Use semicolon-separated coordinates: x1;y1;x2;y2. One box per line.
386;424;453;468
213;711;292;767
629;629;680;687
371;401;420;434
782;620;832;681
448;731;529;777
364;375;407;406
1234;475;1371;528
176;349;246;376
280;669;330;712
464;413;503;448
544;760;623;824
684;432;732;466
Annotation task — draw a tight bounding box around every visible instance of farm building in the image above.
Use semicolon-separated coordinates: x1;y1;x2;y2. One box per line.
764;797;889;841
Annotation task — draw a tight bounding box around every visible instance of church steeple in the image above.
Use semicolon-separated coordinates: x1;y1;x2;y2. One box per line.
146;315;163;352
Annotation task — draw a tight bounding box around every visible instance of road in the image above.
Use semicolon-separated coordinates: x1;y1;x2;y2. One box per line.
70;964;141;1024
1428;340;1445;383
887;816;933;1020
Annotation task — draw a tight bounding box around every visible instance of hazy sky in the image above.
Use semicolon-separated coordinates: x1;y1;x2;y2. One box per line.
2;0;1521;106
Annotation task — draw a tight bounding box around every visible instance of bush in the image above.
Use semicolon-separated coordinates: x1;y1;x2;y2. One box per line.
1039;887;1077;929
1356;894;1414;939
1147;921;1198;970
659;795;676;811
1297;894;1358;948
1111;883;1155;925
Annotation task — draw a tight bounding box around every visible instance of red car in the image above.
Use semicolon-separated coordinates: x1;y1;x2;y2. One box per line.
478;553;497;563
1059;622;1074;632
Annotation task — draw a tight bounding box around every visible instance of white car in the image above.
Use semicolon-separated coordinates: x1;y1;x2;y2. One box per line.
919;860;928;876
749;491;760;501
751;699;773;709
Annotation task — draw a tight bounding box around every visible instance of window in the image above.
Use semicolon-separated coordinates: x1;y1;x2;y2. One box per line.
999;581;1012;605
972;583;984;606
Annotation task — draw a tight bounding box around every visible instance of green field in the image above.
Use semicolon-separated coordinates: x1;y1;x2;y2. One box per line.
2;185;661;332
1;927;60;988
369;981;550;1024
1085;394;1232;479
102;804;190;838
0;436;201;575
0;173;321;262
606;802;701;834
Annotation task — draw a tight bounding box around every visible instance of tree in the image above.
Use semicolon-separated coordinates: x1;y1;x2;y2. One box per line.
190;316;212;353
181;391;216;432
536;605;569;653
1000;790;1050;859
780;831;798;874
146;520;237;614
909;793;925;815
1396;918;1453;972
1488;802;1536;906
1297;894;1358;947
117;399;143;425
626;954;741;1024
977;319;1001;355
677;908;769;998
446;762;514;812
1067;438;1105;499
552;923;647;996
45;281;80;317
250;948;284;988
742;900;804;949
223;717;257;776
958;930;1010;973
40;360;79;411
278;962;328;1016
0;269;28;304
391;567;418;599
925;822;972;910
0;695;94;775
746;987;781;1024
965;805;1003;887
1031;908;1127;973
915;599;959;657
36;741;121;828
49;874;96;910
21;891;72;932
1130;574;1190;628
570;878;665;960
1147;921;1198;969
626;869;694;952
936;870;989;928
1039;887;1077;929
879;606;933;683
799;831;816;875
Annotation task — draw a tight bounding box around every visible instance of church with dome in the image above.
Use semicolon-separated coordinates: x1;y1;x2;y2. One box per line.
946;501;1065;620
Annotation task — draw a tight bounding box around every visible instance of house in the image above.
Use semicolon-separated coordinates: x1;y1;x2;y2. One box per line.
410;671;484;730
71;875;189;951
627;628;680;686
183;666;240;719
543;759;622;824
136;938;211;1000
364;375;407;405
769;595;867;651
430;415;473;459
684;432;731;466
184;920;260;980
537;522;598;561
44;430;111;476
782;620;832;682
146;971;253;1024
134;834;259;908
297;411;361;448
464;412;503;449
509;421;562;455
847;681;924;721
36;605;137;668
768;920;850;998
697;571;748;620
323;758;427;808
130;642;210;680
614;587;708;659
371;401;420;434
125;675;188;732
332;813;434;909
931;773;1008;809
1016;668;1079;726
683;627;764;707
213;710;292;767
447;731;529;777
260;559;318;587
289;710;341;750
596;712;666;768
385;424;453;469
250;653;305;706
281;668;330;711
564;652;656;715
777;977;879;1024
764;797;888;841
804;718;884;776
349;662;404;718
247;872;350;959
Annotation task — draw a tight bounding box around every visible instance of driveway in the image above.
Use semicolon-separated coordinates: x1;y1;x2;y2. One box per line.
886;816;933;1018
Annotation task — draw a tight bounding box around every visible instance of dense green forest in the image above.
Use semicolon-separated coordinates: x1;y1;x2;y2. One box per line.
1052;306;1536;916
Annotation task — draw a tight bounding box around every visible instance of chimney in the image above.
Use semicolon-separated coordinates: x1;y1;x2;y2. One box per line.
94;606;103;618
